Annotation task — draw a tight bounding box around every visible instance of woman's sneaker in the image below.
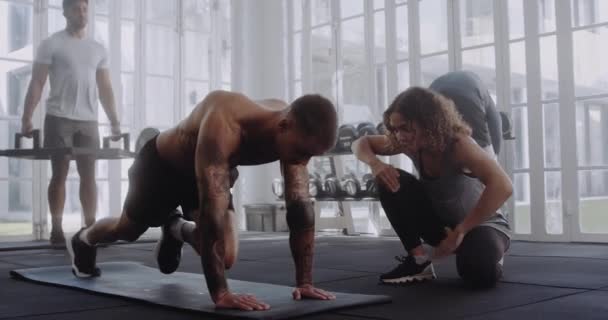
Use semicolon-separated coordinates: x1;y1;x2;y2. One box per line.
380;255;436;284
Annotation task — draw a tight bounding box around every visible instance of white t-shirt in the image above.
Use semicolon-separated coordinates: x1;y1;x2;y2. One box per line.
36;30;108;121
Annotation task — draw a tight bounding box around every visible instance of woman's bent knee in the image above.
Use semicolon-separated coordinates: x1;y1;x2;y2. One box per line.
456;256;502;289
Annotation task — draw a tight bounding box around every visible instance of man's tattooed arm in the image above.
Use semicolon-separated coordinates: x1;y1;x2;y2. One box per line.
283;163;315;286
195;134;234;302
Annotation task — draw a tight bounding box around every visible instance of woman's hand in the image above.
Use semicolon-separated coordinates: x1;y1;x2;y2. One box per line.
371;160;400;193
433;226;466;259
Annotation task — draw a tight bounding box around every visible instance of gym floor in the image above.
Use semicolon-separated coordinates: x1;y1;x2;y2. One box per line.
1;233;607;320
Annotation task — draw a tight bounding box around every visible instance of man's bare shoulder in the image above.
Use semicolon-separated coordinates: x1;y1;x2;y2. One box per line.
201;90;246;106
198;90;257;113
255;98;289;111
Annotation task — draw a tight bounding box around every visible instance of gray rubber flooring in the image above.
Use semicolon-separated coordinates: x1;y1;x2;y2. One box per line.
1;233;607;319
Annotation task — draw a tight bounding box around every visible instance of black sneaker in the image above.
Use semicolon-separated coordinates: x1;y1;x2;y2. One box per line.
380;255;436;284
155;210;185;274
50;229;66;246
66;228;101;278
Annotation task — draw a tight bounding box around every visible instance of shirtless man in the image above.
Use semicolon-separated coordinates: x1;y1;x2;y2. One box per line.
67;91;338;311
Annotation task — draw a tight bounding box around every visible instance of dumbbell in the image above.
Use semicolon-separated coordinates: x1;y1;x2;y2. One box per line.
499;111;515;140
356;122;378;138
377;122;388;135
340;173;361;199
272;178;284;199
308;173;323;198
335;124;358;152
103;133;130;151
361;173;378;198
14;130;41;149
323;174;340;199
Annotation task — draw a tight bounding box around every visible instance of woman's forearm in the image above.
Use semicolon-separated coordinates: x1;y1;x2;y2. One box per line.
458;180;513;233
352;137;382;166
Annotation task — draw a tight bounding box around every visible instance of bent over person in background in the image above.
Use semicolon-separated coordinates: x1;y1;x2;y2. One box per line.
67;91;338;311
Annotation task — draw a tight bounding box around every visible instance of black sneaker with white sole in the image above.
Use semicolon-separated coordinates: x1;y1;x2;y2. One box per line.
380;255;436;284
67;228;101;278
155;210;185;274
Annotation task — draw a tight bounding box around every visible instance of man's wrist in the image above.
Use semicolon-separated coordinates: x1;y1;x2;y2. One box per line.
297;282;313;288
212;288;229;303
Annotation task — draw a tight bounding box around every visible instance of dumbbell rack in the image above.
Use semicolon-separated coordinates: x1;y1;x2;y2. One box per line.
312;150;383;236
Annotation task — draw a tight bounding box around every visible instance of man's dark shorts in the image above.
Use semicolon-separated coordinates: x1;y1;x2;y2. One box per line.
124;136;236;227
43;115;100;149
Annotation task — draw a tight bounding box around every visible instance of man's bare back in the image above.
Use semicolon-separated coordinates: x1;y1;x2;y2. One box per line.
156;91;292;175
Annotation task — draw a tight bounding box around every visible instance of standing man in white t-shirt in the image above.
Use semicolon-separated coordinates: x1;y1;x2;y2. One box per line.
21;0;121;245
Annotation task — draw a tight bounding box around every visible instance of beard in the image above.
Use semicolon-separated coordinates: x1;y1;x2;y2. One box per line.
69;18;87;30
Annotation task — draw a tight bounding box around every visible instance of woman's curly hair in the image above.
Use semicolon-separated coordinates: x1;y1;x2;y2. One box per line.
383;87;472;153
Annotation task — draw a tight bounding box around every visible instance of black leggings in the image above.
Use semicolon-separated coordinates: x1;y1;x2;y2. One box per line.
378;169;510;288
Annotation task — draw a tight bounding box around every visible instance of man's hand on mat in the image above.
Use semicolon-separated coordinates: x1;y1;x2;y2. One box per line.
292;284;336;300
215;292;271;311
433;227;465;259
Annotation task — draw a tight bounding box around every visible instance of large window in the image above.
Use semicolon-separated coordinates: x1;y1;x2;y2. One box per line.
0;0;233;241
574;14;608;234
285;0;608;242
285;0;411;235
0;0;34;239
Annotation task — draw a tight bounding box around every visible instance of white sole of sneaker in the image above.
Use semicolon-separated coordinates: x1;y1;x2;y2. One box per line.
381;265;437;284
153;238;161;265
381;273;436;284
66;233;95;278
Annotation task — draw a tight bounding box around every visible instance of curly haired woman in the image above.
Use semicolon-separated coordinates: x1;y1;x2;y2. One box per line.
352;73;512;289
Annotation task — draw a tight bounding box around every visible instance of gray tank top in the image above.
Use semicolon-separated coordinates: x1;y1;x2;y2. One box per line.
414;140;511;238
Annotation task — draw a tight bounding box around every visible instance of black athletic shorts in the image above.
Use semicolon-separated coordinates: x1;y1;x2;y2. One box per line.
123;136;236;227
